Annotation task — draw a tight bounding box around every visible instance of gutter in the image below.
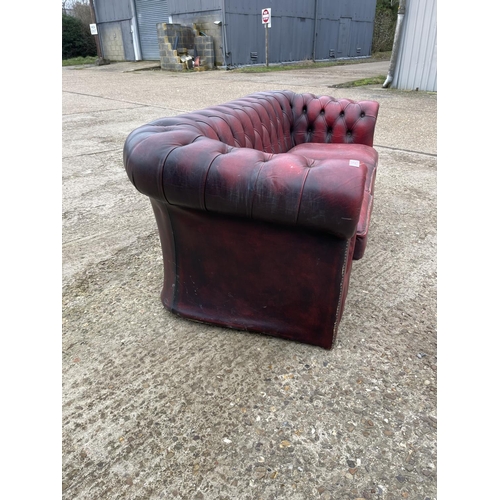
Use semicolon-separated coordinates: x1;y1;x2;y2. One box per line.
312;0;318;62
129;0;142;61
383;0;406;88
221;0;229;67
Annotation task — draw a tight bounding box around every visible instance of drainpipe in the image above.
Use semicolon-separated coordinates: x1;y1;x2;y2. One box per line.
129;0;142;61
221;0;229;67
383;0;406;88
312;0;318;62
89;0;106;63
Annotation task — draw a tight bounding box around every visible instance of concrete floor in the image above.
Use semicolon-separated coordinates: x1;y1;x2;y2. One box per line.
62;60;437;500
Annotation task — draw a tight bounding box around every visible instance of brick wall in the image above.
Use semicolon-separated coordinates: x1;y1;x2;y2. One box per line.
99;23;125;61
195;35;215;70
171;11;223;66
157;23;215;72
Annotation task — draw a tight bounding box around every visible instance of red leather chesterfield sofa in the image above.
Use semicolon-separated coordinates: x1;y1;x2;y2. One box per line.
123;91;379;349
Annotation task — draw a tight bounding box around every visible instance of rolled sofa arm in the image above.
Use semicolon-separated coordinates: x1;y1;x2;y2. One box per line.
124;124;367;240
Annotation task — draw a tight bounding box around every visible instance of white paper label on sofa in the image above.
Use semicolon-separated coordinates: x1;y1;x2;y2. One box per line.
349;160;360;167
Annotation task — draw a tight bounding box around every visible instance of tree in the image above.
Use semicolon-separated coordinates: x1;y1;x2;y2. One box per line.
71;1;93;27
62;12;97;59
372;0;399;53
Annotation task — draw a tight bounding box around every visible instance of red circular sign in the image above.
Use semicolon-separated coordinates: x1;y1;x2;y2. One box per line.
263;9;269;23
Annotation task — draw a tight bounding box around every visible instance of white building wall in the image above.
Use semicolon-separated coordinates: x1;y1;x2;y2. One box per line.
393;0;437;92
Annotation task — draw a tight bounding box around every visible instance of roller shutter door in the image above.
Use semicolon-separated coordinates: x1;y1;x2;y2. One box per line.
135;0;170;60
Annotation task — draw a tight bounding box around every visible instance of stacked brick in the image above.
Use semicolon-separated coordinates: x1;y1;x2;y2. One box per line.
195;35;214;70
100;23;125;61
157;22;214;72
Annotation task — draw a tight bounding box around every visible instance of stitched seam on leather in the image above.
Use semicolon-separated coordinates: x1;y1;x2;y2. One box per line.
236;105;257;147
199;105;264;150
195;113;235;145
206;103;262;147
295;166;311;225
160;145;180;203
254;101;273;153
332;240;350;342
277;92;296;151
249;160;267;219
339;106;348;142
251;128;265;151
253;97;282;153
273;91;295;149
222;106;247;147
357;193;373;236
159;129;204;203
351;112;362;141
188;112;243;147
265;94;288;153
160;201;179;309
202;151;223;212
237;104;262;149
126;130;164;189
126;150;136;187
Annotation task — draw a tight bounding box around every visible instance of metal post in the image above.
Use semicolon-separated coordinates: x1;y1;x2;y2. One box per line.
265;24;269;67
312;0;318;61
129;0;142;61
89;0;108;65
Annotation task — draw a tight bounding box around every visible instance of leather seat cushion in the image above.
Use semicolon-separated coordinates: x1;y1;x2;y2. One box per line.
288;143;378;193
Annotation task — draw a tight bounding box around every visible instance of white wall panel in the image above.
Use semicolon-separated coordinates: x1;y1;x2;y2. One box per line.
393;0;437;92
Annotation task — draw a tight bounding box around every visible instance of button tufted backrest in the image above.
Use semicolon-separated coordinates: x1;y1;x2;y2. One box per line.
124;91;379;238
288;92;379;147
146;92;294;154
146;91;378;154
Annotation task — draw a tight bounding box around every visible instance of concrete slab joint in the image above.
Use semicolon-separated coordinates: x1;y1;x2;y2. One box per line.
62;58;436;500
157;22;214;72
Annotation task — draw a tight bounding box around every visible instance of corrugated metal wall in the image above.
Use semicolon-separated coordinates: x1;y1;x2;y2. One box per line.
392;0;437;92
94;0;134;61
314;0;376;60
169;0;221;14
167;0;376;66
95;0;377;65
135;0;170;59
94;0;131;22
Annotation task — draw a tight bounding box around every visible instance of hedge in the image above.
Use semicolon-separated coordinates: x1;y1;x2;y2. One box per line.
62;13;97;60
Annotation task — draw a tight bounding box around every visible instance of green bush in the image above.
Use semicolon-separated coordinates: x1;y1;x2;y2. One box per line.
62;13;97;60
372;0;399;53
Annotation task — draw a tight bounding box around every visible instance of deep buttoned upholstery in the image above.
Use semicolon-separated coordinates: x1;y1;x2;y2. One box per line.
123;91;379;349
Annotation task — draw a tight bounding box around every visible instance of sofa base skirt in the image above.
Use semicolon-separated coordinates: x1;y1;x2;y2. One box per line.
150;200;357;349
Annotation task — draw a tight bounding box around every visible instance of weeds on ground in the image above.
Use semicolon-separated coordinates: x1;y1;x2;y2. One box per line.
62;56;98;67
233;51;391;74
330;75;387;88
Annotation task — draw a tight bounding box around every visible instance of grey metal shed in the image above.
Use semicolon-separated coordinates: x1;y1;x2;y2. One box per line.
135;0;171;60
93;0;377;66
389;0;437;92
168;0;376;67
93;0;137;61
93;0;170;61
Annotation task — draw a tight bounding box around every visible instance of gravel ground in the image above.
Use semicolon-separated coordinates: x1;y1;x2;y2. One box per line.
61;61;437;500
